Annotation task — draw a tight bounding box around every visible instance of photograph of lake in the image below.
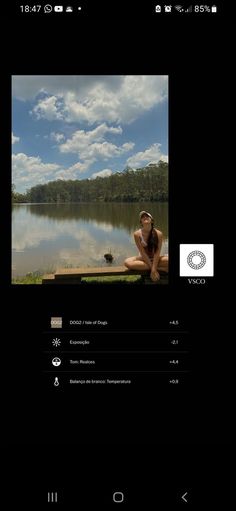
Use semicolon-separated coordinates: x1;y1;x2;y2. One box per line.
12;76;168;283
12;202;168;277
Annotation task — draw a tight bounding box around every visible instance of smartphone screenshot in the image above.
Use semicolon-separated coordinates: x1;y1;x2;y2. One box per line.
1;1;233;507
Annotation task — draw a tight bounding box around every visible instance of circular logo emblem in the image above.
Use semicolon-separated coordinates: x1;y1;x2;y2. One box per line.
187;250;206;270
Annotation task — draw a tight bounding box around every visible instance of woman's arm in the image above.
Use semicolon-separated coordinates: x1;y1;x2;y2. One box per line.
134;232;152;269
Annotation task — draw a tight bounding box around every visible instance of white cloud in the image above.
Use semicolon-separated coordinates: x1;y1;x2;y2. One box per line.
59;123;133;162
59;123;134;163
64;76;167;124
12;216;94;252
78;141;131;160
12;152;62;192
12;133;20;144
91;169;113;179
50;132;65;143
31;95;64;121
12;76;122;100
59;123;122;153
126;143;168;168
55;161;93;180
12;152;95;191
13;75;168;124
67;161;92;173
92;221;113;232
122;142;135;151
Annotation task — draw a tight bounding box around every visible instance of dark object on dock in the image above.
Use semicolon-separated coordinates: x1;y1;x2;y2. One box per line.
104;253;114;262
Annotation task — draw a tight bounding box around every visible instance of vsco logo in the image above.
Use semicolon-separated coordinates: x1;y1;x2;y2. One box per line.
187;250;206;270
180;244;214;276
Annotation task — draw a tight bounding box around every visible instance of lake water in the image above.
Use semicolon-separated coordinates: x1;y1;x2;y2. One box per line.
12;202;168;277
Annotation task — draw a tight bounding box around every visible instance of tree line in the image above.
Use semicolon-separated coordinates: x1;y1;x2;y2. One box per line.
12;161;168;203
13;202;168;234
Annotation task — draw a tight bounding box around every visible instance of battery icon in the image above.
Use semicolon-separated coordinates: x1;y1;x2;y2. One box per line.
211;5;217;12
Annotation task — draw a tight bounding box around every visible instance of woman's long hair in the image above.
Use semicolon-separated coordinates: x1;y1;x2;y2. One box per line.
147;222;158;253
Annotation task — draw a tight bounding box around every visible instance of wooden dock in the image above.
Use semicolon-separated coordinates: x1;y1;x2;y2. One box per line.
42;266;168;284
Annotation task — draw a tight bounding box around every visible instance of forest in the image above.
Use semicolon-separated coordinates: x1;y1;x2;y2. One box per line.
12;161;168;203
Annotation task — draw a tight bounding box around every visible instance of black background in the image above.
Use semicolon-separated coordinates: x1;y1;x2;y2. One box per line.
0;2;233;507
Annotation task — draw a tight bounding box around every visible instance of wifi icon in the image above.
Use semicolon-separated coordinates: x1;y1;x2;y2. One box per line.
175;5;184;12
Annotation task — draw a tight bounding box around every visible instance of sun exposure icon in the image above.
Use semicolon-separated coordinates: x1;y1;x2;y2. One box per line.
52;338;61;347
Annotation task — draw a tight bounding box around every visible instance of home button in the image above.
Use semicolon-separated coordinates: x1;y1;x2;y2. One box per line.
113;491;124;503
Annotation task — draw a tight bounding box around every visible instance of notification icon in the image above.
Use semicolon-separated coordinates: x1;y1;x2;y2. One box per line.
44;4;52;13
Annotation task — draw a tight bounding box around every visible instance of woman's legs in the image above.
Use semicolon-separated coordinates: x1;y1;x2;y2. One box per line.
124;255;168;272
124;256;149;271
157;255;168;273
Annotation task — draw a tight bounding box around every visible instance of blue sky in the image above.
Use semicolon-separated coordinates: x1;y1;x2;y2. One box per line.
12;76;168;193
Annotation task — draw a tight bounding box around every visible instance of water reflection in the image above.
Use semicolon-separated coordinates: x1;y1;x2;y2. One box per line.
12;202;168;277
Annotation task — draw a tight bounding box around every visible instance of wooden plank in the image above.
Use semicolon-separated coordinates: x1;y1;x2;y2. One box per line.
54;266;149;279
51;278;82;284
42;274;56;284
42;267;168;284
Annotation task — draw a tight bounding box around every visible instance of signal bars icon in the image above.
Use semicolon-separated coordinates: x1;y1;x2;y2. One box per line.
175;5;192;12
